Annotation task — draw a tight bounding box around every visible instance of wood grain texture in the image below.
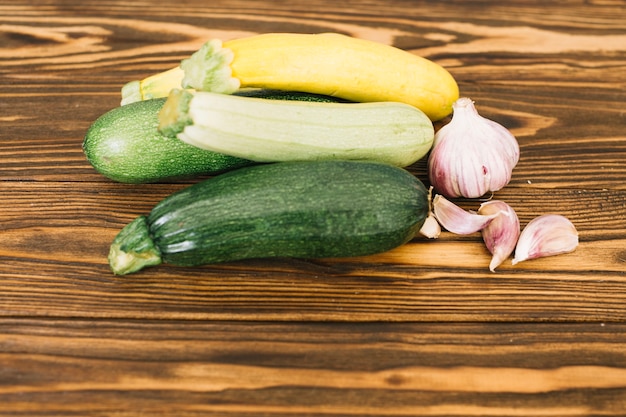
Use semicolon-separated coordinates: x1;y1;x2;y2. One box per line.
1;319;625;416
1;0;626;414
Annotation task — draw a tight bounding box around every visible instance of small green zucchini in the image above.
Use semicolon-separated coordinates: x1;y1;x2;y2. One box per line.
159;89;435;167
108;160;429;275
82;98;251;183
83;90;342;183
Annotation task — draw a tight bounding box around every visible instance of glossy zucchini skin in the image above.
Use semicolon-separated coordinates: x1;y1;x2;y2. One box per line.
108;160;429;274
83;91;342;183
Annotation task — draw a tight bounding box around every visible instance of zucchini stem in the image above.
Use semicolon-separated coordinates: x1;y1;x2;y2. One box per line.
180;39;240;94
158;89;194;137
108;216;162;275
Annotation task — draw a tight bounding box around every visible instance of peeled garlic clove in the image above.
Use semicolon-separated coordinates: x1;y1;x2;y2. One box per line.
512;214;578;265
478;200;520;272
419;186;441;239
432;194;498;235
419;212;441;239
428;97;520;198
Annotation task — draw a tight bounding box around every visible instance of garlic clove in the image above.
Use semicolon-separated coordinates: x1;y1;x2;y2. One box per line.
419;212;441;239
432;194;498;235
478;200;520;272
428;97;520;199
419;186;441;239
512;214;579;265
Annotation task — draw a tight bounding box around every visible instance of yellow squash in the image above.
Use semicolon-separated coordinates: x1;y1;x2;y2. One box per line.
121;33;459;121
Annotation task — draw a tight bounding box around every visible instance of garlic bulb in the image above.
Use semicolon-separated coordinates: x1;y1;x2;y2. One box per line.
428;97;520;198
478;200;520;272
512;214;578;265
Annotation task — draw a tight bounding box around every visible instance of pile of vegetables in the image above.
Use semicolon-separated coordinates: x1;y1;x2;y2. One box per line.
83;32;577;275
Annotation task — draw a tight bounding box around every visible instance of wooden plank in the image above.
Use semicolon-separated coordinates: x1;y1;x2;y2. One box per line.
1;319;625;416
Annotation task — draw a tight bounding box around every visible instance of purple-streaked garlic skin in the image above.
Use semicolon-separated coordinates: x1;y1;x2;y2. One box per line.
478;200;520;272
432;194;498;235
428;97;520;199
512;214;579;265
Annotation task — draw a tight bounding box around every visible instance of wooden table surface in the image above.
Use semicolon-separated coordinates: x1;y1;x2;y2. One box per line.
2;0;626;415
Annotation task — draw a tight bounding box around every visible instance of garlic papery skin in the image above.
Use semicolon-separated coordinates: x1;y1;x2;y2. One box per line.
428;97;520;198
512;214;579;265
478;200;520;272
432;194;498;235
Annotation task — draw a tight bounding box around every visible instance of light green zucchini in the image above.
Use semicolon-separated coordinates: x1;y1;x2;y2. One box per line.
159;89;435;167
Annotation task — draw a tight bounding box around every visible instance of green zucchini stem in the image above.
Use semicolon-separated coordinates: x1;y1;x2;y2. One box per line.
181;39;240;94
158;89;194;137
108;216;162;275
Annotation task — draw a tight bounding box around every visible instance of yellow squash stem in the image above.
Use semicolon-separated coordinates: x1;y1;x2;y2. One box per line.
122;33;459;121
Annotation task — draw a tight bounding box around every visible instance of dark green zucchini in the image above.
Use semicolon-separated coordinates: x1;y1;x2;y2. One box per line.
83;90;343;183
108;160;429;275
233;89;351;102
